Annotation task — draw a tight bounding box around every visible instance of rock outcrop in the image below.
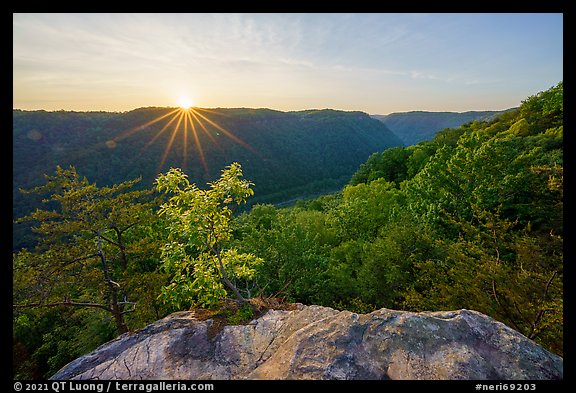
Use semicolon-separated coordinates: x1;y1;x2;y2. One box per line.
51;305;563;380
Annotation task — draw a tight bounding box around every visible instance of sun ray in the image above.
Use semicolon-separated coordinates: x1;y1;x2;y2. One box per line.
188;109;219;146
191;109;259;155
157;111;185;172
114;104;259;178
185;110;209;174
182;110;188;170
115;108;180;142
143;111;181;151
119;109;183;171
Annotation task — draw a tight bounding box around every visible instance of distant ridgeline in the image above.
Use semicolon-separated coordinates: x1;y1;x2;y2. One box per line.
13;107;402;250
373;109;515;146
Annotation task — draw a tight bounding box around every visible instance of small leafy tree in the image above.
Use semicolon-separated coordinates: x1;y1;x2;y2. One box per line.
13;165;157;335
155;163;263;308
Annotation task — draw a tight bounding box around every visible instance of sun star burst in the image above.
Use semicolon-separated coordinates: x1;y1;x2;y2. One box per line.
109;105;258;176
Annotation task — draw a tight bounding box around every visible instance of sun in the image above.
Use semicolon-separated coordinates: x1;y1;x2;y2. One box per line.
177;96;194;110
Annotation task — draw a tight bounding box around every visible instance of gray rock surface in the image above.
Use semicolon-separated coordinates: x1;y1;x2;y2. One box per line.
50;305;563;380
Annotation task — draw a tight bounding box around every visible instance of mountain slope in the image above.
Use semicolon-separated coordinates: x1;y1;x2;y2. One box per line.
13;107;402;248
372;110;513;146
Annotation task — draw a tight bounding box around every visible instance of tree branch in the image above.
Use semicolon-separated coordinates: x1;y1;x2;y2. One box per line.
214;243;246;302
119;222;139;233
96;231;120;248
61;253;101;267
527;270;559;339
491;279;523;332
543;270;558;302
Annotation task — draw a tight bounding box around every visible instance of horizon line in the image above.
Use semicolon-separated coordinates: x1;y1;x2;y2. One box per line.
12;105;518;116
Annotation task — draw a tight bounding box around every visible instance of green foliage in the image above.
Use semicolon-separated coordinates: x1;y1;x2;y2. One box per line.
13;166;167;378
403;207;563;354
373;109;508;146
519;81;563;131
13;166;162;330
13;302;117;379
332;178;404;239
233;81;563;355
332;297;376;314
13;107;402;250
234;206;338;304
404;98;562;235
349;146;412;185
405;144;435;178
396;83;562;355
13;82;563;380
226;303;255;325
155;163;264;308
324;212;440;309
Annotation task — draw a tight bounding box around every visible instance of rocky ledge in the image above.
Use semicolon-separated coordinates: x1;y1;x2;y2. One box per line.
51;304;563;380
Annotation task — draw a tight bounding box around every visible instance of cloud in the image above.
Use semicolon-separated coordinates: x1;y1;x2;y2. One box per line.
13;13;563;113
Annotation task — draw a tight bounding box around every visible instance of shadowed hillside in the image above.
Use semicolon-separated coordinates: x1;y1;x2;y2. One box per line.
13;107;402;249
372;109;514;146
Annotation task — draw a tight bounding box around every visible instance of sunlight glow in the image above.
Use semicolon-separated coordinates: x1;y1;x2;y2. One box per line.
177;97;194;109
111;106;258;176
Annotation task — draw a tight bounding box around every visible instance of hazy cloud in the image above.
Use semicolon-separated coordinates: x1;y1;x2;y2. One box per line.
13;13;563;113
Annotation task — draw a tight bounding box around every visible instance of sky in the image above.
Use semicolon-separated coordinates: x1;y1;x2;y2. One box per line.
13;13;563;114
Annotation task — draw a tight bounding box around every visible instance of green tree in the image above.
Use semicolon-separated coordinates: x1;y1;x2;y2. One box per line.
331;178;404;240
233;204;339;304
519;81;563;132
404;207;562;354
13;165;158;335
350;146;411;186
155;163;263;308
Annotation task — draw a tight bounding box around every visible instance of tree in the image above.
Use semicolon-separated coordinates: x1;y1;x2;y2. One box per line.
13;165;157;335
403;206;563;354
155;163;263;308
350;146;411;186
331;178;404;240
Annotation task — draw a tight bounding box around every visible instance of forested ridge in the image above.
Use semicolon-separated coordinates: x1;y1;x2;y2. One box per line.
13;107;402;250
13;82;562;379
372;109;513;146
